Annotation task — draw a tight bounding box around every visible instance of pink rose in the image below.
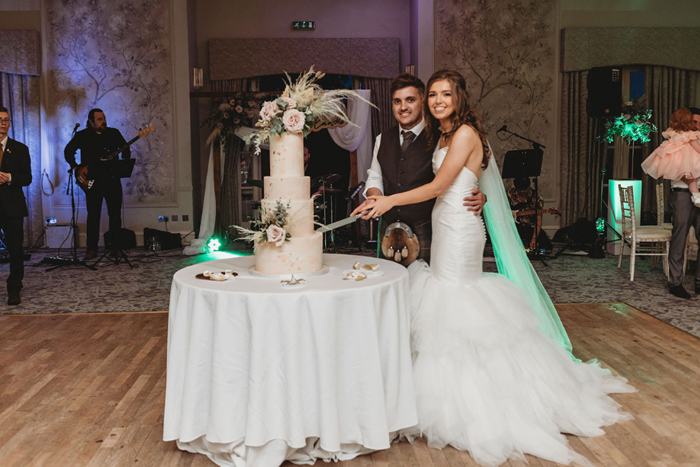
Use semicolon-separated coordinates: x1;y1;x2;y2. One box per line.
283;109;305;133
219;103;231;111
229;99;236;106
259;101;281;123
281;97;297;109
235;105;243;113
266;224;286;247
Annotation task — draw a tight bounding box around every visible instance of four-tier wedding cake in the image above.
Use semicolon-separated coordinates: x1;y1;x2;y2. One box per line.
255;133;323;274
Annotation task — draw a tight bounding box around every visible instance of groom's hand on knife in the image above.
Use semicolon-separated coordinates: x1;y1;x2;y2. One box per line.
464;188;486;215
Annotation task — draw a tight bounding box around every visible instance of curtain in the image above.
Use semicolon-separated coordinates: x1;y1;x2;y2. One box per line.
327;90;373;185
364;77;393;144
220;136;244;239
0;72;42;248
211;79;249;93
644;66;700;219
560;70;607;226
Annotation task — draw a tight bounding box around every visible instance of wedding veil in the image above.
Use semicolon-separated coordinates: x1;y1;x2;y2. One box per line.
480;144;575;359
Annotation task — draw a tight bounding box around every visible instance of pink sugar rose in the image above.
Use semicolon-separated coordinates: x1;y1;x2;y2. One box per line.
283;109;305;133
281;97;297;109
266;224;286;247
259;101;281;122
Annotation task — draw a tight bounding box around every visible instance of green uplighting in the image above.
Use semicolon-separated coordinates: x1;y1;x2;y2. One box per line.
208;238;221;252
596;218;605;233
604;110;657;144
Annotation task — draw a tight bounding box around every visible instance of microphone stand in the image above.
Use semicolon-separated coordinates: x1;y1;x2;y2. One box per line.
499;127;551;265
44;124;96;271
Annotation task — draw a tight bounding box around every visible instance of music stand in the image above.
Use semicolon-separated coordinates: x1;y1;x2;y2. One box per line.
91;159;136;269
502;147;552;265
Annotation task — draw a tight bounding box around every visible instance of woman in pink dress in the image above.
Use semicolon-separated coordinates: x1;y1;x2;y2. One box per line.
642;108;700;206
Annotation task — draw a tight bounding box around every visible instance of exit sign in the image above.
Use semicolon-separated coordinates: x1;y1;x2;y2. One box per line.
292;21;315;30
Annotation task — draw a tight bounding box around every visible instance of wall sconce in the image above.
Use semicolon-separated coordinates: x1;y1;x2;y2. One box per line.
193;67;204;89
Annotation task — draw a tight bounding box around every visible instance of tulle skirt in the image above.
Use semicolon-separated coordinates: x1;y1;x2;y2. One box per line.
400;261;635;467
642;140;700;181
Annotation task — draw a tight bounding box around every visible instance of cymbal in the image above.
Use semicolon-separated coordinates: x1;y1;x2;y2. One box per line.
321;188;344;193
311;173;342;186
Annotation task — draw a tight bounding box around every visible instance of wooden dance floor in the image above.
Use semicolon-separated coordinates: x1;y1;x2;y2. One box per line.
1;303;699;467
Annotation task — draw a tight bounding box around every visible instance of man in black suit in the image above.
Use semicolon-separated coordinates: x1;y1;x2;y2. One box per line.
0;106;32;305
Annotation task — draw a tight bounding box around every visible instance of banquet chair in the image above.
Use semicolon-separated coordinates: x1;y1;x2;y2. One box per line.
683;226;699;281
617;185;672;281
655;182;673;230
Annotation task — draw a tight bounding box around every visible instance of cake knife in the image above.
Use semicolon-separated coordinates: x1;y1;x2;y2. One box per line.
315;214;363;233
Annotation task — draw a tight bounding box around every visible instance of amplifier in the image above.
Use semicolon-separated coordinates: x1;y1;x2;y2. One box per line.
46;224;74;248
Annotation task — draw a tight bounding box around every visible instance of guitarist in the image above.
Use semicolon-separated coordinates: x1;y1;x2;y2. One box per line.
507;176;553;251
64;109;131;260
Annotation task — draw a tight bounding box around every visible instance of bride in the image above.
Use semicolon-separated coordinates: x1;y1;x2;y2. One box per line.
353;70;635;467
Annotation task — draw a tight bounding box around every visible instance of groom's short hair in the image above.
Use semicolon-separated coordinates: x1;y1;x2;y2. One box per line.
689;107;700;116
390;74;425;98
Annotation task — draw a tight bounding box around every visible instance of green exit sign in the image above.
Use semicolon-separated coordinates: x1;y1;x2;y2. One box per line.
292;21;315;30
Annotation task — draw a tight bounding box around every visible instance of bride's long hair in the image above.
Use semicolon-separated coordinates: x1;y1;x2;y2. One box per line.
424;70;490;168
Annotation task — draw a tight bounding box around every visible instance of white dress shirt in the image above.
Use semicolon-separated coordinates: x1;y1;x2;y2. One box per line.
0;136;11;184
363;119;426;198
671;179;700;189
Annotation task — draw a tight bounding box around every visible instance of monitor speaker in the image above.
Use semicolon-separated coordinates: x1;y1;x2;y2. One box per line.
586;67;622;118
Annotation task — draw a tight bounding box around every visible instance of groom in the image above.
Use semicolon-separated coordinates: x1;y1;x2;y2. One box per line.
358;74;486;263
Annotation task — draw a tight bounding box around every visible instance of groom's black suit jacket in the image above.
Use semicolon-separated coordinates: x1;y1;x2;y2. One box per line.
0;138;32;218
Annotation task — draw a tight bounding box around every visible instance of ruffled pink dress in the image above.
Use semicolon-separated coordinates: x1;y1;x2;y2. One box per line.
641;129;700;181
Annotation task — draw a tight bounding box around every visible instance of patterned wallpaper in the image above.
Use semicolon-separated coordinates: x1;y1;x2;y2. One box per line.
435;0;557;198
44;0;176;206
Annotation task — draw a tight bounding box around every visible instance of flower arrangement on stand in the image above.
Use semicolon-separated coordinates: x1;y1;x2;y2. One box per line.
201;94;262;146
603;109;657;144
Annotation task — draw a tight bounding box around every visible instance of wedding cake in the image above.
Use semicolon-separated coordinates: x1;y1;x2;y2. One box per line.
254;132;323;274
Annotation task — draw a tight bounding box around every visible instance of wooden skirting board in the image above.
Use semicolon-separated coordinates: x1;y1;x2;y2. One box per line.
1;303;699;467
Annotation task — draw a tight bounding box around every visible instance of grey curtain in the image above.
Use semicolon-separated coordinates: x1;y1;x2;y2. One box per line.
560;70;606;226
219;136;243;238
644;66;700;220
0;72;42;247
363;77;393;144
211;79;250;93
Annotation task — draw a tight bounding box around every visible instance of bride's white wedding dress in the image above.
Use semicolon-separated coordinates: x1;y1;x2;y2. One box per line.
401;146;635;467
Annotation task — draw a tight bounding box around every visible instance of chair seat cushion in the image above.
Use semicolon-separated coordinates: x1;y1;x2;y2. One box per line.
623;228;672;240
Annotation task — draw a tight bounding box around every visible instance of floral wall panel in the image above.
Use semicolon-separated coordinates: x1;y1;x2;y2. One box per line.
44;0;176;206
435;0;557;198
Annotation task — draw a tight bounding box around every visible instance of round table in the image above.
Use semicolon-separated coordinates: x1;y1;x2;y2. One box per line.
163;254;417;467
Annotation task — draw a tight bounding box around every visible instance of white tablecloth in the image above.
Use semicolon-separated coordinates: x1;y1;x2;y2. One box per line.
163;254;417;467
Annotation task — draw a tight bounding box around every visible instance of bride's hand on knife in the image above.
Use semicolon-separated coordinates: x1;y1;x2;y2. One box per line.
363;195;395;219
351;196;395;220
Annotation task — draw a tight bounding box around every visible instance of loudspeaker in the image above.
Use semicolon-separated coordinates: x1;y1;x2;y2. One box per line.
104;228;137;250
143;227;182;250
586;67;622;117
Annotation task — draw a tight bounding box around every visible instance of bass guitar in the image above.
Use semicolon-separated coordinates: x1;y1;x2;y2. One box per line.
75;124;155;191
512;207;561;224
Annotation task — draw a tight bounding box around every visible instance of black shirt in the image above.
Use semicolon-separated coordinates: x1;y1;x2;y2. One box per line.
64;127;131;169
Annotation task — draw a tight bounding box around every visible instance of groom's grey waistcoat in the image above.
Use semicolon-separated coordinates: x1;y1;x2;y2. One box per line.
377;125;435;229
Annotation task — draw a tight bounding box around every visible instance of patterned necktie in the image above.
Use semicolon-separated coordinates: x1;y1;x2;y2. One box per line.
401;130;416;151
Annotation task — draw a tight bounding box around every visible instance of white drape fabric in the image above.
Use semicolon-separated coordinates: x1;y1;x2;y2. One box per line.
164;254;418;466
328;90;373;185
183;143;218;255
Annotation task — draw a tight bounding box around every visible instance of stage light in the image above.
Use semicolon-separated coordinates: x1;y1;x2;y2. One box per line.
208;237;221;252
